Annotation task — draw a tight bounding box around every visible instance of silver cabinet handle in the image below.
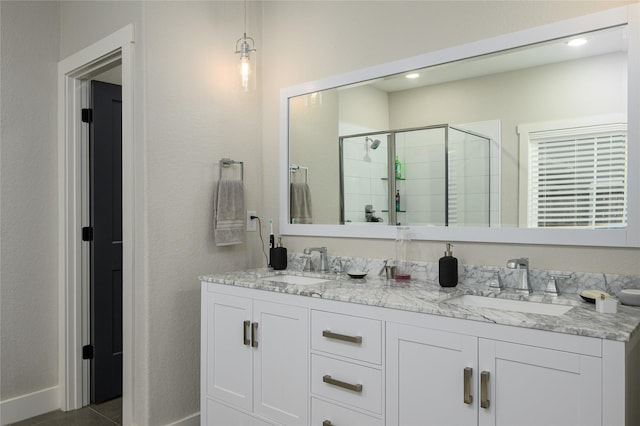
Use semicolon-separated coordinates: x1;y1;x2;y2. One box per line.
322;330;362;344
463;367;473;404
480;371;490;409
322;374;363;393
251;322;258;348
322;421;333;426
243;320;250;346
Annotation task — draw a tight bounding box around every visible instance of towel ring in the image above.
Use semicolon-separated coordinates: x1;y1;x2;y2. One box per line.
220;158;244;181
289;163;308;184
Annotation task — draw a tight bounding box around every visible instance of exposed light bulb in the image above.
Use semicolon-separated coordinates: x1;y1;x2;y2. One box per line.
240;54;251;92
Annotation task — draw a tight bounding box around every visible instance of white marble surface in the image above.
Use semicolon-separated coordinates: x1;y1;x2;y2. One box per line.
200;263;640;342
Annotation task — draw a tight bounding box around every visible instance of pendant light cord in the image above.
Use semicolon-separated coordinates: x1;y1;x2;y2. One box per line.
243;0;248;37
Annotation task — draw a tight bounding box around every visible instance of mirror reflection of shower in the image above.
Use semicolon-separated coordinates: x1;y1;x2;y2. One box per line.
340;125;496;227
363;136;382;162
340;134;390;224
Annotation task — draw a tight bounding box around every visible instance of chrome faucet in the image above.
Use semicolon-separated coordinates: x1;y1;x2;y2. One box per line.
303;247;329;273
506;258;531;294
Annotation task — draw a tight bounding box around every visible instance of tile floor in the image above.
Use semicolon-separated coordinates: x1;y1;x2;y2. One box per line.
10;397;122;426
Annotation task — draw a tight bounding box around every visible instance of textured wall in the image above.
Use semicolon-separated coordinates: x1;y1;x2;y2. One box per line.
0;1;60;400
143;1;263;423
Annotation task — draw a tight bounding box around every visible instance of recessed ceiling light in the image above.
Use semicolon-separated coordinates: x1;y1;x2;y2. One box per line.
406;73;420;79
567;38;587;47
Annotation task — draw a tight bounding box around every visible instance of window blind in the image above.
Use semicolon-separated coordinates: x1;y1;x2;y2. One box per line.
528;123;627;228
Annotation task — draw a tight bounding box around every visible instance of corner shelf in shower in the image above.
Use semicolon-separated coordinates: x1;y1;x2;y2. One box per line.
380;177;406;181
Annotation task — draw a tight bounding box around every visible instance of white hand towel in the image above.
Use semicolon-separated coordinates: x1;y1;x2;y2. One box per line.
213;180;245;246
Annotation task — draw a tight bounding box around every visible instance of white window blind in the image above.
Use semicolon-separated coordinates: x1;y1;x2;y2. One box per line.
528;123;627;228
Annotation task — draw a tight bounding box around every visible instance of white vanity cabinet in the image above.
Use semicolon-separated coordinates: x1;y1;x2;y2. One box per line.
202;279;639;426
386;322;604;426
201;287;308;426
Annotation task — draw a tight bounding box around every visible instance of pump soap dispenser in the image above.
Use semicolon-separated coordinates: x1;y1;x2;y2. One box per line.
439;243;458;287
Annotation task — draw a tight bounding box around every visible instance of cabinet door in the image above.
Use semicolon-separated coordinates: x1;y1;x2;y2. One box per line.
386;323;478;426
253;300;309;426
478;339;601;426
205;292;253;412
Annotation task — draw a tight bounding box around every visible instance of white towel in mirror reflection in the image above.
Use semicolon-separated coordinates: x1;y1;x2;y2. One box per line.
290;182;312;224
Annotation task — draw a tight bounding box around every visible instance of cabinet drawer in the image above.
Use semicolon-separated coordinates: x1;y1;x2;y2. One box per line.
205;398;276;426
311;310;382;364
312;397;382;426
311;354;382;415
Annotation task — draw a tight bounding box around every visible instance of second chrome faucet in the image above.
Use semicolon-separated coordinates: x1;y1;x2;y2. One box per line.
506;257;531;294
303;247;329;273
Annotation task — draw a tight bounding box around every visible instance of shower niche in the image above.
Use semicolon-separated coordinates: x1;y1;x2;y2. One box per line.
339;124;498;227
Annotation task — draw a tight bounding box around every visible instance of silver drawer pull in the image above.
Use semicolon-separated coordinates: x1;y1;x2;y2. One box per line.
322;330;362;344
322;374;363;393
322;421;333;426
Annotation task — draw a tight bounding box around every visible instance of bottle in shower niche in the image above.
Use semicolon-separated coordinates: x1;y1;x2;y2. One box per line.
395;226;412;281
395;156;403;179
439;243;458;287
395;190;401;212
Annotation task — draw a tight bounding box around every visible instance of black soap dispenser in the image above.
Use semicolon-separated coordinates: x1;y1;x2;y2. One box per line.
270;237;288;270
439;243;458;287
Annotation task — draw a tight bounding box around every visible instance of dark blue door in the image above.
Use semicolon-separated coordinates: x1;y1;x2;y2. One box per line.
90;80;122;403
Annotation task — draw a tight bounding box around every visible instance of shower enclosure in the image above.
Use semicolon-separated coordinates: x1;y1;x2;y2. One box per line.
339;124;494;227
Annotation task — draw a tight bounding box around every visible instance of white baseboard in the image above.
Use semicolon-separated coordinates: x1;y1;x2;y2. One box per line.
165;412;200;426
0;386;59;425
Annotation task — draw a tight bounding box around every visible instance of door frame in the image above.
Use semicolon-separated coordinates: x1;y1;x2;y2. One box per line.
57;24;138;425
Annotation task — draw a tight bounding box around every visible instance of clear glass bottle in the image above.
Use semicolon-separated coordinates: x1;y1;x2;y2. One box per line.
395;226;412;280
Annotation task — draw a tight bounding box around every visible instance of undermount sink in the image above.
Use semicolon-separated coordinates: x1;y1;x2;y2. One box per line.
443;294;574;316
263;274;333;286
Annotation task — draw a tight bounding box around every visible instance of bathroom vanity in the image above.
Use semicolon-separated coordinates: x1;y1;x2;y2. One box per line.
200;269;640;426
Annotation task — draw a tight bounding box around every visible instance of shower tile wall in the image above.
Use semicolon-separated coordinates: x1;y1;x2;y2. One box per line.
342;138;389;224
397;128;447;226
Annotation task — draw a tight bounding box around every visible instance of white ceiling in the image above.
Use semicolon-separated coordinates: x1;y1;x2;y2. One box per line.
368;25;627;93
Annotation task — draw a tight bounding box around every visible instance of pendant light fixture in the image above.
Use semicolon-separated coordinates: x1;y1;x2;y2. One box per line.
235;0;256;92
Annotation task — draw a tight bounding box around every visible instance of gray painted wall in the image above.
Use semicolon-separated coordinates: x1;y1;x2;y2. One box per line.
1;0;60;401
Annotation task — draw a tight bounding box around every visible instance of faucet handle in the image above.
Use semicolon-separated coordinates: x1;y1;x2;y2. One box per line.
507;257;529;268
544;273;572;296
482;268;503;290
332;258;350;274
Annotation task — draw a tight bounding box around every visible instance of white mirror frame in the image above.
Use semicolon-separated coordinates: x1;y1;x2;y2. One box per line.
279;4;640;247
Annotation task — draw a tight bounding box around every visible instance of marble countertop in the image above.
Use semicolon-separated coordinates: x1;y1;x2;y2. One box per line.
200;269;640;342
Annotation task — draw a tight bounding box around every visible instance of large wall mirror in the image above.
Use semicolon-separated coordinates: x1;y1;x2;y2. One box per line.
279;5;640;247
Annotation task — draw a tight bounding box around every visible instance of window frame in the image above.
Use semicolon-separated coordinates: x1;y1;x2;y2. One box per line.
518;114;627;229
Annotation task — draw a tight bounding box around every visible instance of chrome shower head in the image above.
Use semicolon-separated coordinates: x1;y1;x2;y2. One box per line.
366;137;381;150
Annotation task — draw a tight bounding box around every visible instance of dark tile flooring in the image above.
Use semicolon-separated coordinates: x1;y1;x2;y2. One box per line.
10;397;122;426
